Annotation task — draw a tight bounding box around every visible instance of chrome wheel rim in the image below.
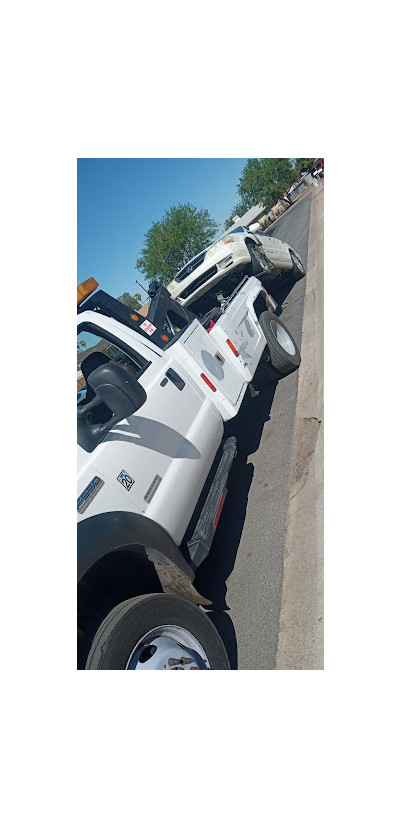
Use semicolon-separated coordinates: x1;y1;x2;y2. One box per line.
254;248;268;268
269;319;296;355
125;624;211;670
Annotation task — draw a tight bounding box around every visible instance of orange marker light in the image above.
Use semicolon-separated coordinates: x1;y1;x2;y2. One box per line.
201;373;217;392
162;334;169;342
226;339;239;357
131;313;139;321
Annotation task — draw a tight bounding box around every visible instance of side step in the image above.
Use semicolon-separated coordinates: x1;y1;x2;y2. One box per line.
187;436;237;568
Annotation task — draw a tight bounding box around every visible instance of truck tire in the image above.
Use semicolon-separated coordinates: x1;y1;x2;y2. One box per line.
85;593;230;670
290;251;306;281
258;310;301;378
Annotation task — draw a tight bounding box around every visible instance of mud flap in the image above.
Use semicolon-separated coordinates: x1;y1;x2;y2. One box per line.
146;547;212;606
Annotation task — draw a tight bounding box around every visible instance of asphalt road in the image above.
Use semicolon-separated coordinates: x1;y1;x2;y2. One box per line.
194;193;312;670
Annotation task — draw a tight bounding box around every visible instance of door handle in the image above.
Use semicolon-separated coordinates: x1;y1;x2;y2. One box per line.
160;368;185;391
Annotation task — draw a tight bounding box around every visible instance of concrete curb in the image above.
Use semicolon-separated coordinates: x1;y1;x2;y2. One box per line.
275;182;324;670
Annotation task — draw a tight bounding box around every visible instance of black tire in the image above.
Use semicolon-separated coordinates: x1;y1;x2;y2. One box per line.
85;593;230;670
258;310;300;377
249;244;278;279
251;358;281;389
289;250;306;281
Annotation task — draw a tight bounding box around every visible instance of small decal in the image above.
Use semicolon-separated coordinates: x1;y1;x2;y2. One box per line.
140;320;156;336
144;474;162;503
77;476;104;514
117;469;135;490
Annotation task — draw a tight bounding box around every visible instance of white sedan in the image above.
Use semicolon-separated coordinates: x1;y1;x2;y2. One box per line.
168;223;306;309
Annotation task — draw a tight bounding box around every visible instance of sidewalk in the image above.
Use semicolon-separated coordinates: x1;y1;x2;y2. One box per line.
275;181;324;669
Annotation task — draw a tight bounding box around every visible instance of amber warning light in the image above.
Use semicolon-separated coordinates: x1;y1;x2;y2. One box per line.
77;277;99;306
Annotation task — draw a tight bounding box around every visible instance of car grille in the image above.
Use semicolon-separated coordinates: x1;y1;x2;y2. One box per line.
175;251;207;283
179;266;218;299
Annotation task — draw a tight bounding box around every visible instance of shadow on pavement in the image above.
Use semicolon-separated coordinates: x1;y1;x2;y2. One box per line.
194;381;278;669
264;275;302;318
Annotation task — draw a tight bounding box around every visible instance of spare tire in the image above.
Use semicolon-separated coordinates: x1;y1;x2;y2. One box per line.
258;310;301;377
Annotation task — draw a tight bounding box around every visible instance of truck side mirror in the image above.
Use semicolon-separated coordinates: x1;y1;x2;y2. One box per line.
77;362;147;453
248;222;261;233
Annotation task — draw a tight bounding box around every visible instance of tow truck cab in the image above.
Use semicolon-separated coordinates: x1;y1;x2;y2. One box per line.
76;274;297;669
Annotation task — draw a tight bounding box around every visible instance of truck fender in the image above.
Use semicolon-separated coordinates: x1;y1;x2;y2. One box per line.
77;511;211;605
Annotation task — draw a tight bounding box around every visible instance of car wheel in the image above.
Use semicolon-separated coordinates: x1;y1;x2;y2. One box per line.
249;245;277;278
290;251;306;281
85;593;231;670
255;310;300;382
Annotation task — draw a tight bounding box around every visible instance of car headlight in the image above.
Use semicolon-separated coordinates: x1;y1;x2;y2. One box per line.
205;237;234;259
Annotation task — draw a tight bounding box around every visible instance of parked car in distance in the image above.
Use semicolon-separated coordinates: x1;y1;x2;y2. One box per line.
312;159;324;178
167;223;306;310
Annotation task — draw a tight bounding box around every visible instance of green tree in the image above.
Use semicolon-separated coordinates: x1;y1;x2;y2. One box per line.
237;158;297;212
293;158;317;178
136;203;219;286
118;291;142;311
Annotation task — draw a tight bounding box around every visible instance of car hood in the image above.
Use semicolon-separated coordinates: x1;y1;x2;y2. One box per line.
174;232;251;282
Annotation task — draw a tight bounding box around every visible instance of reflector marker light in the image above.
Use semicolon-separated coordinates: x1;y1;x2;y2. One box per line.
226;339;239;357
131;313;139;321
213;492;226;527
200;373;217;392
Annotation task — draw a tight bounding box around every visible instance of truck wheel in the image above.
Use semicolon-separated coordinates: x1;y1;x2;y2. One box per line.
251;359;281;389
258;310;300;377
290;251;306;281
85;594;230;670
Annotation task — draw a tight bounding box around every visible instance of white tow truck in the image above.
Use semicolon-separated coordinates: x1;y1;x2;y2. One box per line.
77;273;301;670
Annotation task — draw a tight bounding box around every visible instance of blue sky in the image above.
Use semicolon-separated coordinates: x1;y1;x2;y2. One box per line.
77;158;247;303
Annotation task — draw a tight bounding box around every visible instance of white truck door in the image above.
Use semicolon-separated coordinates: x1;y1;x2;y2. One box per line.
77;321;223;545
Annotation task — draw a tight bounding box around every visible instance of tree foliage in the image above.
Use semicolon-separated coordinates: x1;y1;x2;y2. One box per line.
293;158;317;178
136;203;219;286
237;158;297;212
118;291;142;311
